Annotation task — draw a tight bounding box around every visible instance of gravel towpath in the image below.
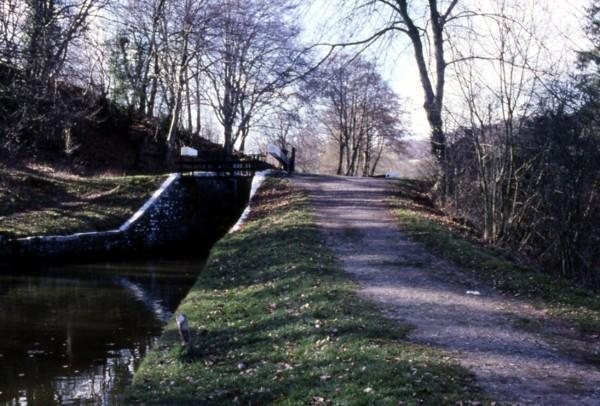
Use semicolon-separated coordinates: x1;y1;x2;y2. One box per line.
293;174;600;405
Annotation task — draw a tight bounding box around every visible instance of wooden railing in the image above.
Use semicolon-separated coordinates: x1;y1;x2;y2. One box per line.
176;154;271;178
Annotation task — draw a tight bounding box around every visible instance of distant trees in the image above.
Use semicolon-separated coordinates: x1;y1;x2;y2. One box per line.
579;3;599;73
447;0;545;243
259;107;324;173
23;0;100;83
312;55;405;176
531;96;599;285
158;0;211;151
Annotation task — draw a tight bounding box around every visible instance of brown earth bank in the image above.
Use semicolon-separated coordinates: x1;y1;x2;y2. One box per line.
0;114;224;177
0;94;231;238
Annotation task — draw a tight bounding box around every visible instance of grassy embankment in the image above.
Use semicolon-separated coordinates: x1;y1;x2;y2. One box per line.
126;178;484;405
0;164;165;238
388;179;600;336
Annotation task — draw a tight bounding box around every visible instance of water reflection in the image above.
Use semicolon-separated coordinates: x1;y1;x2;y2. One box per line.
0;259;206;405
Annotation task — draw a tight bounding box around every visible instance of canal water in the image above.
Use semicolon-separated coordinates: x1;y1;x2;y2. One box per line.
0;258;207;405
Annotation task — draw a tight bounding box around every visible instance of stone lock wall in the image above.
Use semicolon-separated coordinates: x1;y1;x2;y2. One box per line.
0;174;252;265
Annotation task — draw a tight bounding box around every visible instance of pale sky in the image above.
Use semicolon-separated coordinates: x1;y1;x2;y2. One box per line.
299;0;592;139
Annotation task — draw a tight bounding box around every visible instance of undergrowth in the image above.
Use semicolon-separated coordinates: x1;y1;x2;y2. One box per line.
389;179;600;335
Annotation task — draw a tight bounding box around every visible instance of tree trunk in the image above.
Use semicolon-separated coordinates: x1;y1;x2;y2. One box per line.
336;141;344;175
166;91;182;149
397;0;448;162
144;0;166;117
363;144;370;177
147;54;160;117
195;73;202;137
239;133;247;152
224;122;233;155
222;61;235;155
370;139;385;177
186;69;193;132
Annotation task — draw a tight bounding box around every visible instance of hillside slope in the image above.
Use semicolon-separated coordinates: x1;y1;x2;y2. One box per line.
0;163;165;238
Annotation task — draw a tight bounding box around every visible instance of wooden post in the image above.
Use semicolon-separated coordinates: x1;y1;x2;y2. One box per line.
281;148;289;172
176;314;192;354
289;147;296;174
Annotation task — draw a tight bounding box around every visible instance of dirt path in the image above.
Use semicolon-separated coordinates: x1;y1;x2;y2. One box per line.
293;174;600;405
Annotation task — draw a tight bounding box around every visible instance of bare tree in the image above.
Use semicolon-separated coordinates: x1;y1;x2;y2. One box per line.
158;0;211;151
314;54;405;176
446;0;551;243
0;0;23;67
204;0;307;155
0;0;105;150
343;0;462;164
109;0;166;115
437;1;600;285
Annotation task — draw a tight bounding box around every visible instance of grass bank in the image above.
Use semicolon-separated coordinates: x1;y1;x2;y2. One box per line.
388;179;600;335
0;164;165;238
125;178;483;405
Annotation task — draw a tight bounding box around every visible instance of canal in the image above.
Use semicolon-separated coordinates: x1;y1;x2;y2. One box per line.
0;257;208;405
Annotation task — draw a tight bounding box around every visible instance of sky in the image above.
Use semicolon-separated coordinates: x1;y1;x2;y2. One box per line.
298;0;593;139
